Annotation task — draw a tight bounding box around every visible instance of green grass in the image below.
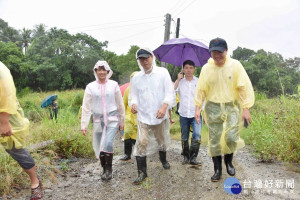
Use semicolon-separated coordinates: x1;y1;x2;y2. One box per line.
241;97;300;164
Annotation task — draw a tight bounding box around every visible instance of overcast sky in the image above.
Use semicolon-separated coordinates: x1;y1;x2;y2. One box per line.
0;0;299;59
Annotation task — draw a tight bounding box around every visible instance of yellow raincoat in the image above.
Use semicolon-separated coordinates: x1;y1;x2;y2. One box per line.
123;86;137;140
194;56;254;156
0;62;29;150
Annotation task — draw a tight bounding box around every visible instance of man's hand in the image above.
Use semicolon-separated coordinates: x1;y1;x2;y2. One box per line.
156;104;168;119
0;113;13;137
119;124;124;131
131;104;138;114
242;108;251;127
177;72;184;80
0;122;13;137
81;129;87;136
195;107;201;124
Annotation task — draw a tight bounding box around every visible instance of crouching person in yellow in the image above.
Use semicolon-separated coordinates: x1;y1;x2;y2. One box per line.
0;61;43;199
120;72;138;161
194;38;254;182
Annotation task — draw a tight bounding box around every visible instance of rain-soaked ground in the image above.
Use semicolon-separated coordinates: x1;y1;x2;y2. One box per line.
8;136;300;200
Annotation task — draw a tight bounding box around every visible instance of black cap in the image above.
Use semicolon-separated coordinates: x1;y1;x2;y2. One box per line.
137;49;152;59
209;38;228;52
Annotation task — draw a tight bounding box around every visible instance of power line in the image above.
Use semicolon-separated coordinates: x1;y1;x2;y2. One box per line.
67;16;163;30
168;0;185;14
76;20;162;32
171;1;190;16
173;0;198;17
110;25;162;44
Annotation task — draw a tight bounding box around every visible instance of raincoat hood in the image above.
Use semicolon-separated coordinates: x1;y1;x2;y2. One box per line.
135;47;157;73
93;60;113;81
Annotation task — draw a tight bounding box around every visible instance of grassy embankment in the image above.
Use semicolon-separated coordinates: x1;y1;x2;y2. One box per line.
0;90;299;196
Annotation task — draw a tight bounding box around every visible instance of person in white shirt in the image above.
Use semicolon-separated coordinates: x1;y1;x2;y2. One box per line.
81;61;125;181
174;60;203;167
129;48;176;185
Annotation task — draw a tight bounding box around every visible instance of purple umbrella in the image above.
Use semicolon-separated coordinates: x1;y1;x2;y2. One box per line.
153;38;210;67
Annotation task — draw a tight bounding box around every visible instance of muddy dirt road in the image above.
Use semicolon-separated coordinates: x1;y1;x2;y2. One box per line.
11;138;300;200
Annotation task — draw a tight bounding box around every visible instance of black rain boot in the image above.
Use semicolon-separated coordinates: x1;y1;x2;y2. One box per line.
133;156;147;185
211;156;222;182
105;154;113;180
120;139;132;161
159;151;170;169
100;153;106;180
189;139;202;167
182;140;189;165
224;153;235;176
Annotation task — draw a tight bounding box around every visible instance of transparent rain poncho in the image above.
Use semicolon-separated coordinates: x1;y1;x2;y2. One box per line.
129;48;176;156
123;72;138;140
81;61;125;158
194;56;254;157
0;62;30;150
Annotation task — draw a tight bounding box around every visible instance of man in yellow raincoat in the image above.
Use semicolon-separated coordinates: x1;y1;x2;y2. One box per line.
0;61;43;199
120;72;138;161
194;38;254;182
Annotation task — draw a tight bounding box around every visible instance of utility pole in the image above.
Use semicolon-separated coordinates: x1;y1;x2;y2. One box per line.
175;18;180;38
164;13;171;42
162;13;171;68
171;18;180;80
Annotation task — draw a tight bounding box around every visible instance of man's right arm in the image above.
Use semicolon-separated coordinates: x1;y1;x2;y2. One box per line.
174;72;183;90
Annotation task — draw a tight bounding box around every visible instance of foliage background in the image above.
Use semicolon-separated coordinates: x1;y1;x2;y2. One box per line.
1;18;299;96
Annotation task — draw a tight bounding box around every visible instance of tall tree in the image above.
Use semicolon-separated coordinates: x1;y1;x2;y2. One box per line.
0;26;21;46
21;28;32;54
233;47;300;96
32;24;47;39
26;27;108;91
0;41;28;89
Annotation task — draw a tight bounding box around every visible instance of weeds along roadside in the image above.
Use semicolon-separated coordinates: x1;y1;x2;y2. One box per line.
241;93;300;166
0;89;94;196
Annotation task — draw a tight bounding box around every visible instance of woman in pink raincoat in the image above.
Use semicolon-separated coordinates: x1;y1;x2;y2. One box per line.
81;61;125;181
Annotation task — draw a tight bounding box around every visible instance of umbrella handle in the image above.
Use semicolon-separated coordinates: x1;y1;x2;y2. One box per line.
179;70;184;79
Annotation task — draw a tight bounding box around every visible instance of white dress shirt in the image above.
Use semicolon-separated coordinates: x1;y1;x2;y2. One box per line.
177;76;199;118
130;66;176;125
